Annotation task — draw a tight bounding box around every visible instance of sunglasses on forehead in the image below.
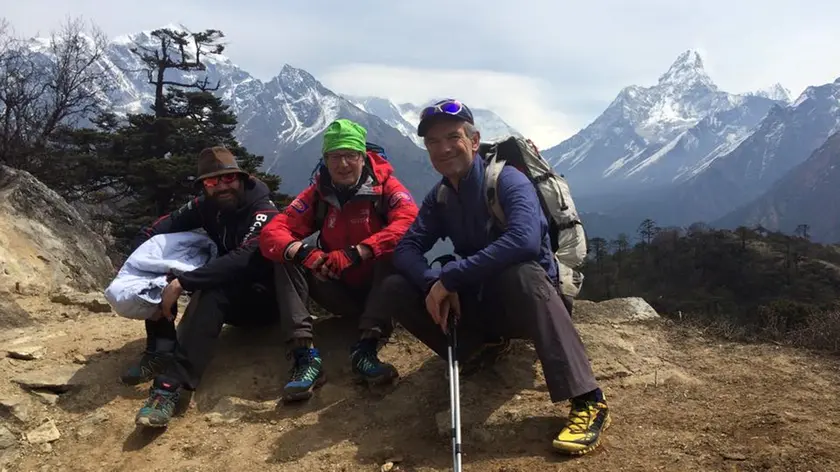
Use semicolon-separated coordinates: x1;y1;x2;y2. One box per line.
420;99;465;121
202;173;239;188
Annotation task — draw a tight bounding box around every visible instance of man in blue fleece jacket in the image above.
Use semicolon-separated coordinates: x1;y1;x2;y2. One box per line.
368;99;610;456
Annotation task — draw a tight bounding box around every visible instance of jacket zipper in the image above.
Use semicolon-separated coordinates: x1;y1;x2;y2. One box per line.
222;223;229;251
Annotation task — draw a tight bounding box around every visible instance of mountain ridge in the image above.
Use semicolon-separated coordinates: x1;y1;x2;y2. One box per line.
608;76;840;229
344;95;523;148
21;25;453;198
542;48;790;197
713;129;840;242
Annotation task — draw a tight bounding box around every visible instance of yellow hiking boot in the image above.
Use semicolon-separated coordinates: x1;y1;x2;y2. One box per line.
552;394;611;455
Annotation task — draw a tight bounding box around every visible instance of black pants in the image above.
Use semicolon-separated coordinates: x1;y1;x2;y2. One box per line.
367;261;599;403
164;278;280;390
273;260;396;342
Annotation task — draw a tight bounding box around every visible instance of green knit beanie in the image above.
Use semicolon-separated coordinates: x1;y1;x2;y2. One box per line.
322;119;367;155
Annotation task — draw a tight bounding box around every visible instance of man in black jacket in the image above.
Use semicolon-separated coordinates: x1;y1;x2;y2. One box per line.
128;146;280;428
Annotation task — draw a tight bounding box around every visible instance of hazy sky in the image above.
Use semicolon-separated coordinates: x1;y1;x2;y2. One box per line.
3;0;840;147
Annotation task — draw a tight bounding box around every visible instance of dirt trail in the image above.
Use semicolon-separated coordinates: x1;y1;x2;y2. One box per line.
1;294;840;472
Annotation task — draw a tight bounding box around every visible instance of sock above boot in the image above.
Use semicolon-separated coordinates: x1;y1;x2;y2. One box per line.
574;388;604;404
145;318;177;353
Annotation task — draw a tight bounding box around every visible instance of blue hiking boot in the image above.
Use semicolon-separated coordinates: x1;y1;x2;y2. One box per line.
282;347;325;402
135;376;180;428
350;338;399;386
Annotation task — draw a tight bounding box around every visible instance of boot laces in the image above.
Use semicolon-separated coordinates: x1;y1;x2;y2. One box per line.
288;348;316;382
567;401;597;434
146;389;176;410
354;350;379;372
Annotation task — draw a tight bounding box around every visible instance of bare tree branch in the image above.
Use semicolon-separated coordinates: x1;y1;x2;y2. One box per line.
0;15;113;170
127;26;225;119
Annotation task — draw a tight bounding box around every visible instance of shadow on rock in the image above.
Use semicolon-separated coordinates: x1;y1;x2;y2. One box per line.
27;338;151;414
189;321;289;412
49;314;285;415
121;425;167;452
258;337;566;470
191;313;363;414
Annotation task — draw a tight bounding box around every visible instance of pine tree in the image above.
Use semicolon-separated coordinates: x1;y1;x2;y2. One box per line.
49;26;290;254
106;88;285;252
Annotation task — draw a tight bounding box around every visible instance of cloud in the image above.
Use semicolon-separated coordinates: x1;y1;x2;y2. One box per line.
320;63;579;147
3;0;840;147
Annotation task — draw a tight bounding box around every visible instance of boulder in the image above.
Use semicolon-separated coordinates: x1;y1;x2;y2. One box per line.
573;297;661;324
11;364;83;393
0;165;114;297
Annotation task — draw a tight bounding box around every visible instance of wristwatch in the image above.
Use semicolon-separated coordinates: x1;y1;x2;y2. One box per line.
292;243;315;263
344;245;363;266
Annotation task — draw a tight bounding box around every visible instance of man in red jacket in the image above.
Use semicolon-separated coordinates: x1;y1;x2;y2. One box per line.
260;118;419;402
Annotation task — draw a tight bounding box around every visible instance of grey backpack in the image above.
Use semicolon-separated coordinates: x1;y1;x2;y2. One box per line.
436;136;587;297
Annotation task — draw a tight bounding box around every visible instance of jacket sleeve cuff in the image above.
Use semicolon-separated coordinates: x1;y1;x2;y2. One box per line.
262;234;296;260
358;235;382;258
176;273;200;292
439;263;463;293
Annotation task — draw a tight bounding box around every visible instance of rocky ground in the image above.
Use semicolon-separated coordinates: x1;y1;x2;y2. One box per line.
1;292;839;472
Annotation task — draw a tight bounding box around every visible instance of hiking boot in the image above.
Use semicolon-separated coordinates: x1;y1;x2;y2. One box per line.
552;392;611;455
282;346;325;402
121;350;174;386
135;377;180;428
350;339;399;386
460;337;512;377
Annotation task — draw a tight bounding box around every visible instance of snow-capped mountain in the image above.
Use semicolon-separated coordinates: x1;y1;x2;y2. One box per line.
346;96;522;147
341;96;419;144
606;76;840;228
543;50;789;196
23;25;440;198
750;83;793;102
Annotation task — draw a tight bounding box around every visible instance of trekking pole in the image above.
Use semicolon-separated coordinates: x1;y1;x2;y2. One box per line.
446;312;463;472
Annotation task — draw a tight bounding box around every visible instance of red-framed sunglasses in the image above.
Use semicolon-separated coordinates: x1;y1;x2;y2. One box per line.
202;173;239;188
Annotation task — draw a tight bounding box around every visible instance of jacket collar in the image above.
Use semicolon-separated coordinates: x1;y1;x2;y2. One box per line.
442;153;483;196
318;166;379;208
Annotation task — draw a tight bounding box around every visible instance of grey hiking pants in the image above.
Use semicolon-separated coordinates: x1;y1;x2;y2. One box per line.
367;261;599;403
273;260;396;342
163;259;397;390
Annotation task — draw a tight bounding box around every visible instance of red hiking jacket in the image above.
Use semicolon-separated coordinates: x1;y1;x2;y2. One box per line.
260;150;419;287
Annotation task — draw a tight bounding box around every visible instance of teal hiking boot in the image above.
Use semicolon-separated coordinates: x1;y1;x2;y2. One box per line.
121;350;174;386
350;338;399;386
282;347;325;402
121;326;176;385
135;377;180;428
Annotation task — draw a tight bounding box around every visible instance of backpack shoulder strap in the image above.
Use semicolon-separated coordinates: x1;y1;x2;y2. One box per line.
312;193;328;230
374;192;389;223
435;182;449;205
483;149;507;227
372;173;392;224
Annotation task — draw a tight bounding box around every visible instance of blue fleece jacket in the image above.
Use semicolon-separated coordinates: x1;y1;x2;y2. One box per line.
393;154;558;294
